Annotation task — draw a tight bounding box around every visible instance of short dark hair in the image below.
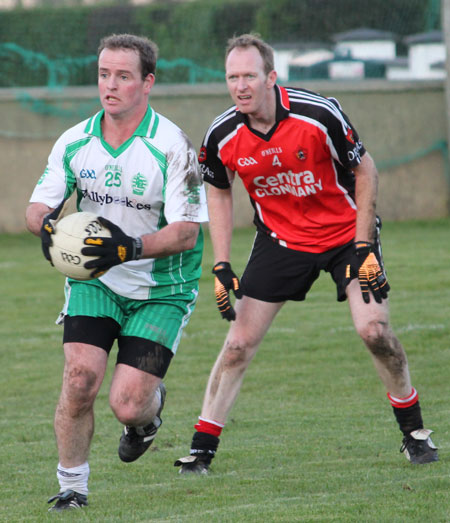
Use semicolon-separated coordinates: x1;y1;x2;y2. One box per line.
225;33;274;75
98;34;158;79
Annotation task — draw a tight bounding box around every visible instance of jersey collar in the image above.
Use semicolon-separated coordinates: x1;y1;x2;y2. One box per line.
275;85;291;121
84;105;159;138
236;84;290;126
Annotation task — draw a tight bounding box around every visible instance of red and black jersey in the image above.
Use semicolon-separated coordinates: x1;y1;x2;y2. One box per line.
199;85;366;253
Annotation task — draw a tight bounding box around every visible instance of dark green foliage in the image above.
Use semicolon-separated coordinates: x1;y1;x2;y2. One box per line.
133;0;258;69
0;0;438;86
256;0;430;45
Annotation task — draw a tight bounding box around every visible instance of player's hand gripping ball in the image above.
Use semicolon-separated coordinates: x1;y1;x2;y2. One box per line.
48;212;112;280
81;216;143;279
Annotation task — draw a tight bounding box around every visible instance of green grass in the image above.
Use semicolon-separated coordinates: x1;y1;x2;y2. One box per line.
0;218;449;522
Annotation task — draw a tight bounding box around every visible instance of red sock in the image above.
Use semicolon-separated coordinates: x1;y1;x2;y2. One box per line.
387;387;418;408
194;417;224;438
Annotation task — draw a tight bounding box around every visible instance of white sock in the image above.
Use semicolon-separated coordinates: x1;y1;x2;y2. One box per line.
56;462;90;496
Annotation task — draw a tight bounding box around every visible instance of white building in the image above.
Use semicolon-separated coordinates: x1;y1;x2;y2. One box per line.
387;30;445;80
273;42;333;82
285;27;446;82
287;28;396;81
332;28;397;61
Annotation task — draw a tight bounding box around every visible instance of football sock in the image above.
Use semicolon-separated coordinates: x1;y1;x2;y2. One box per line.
387;388;424;435
194;417;224;437
190;418;222;462
190;432;220;462
56;462;89;496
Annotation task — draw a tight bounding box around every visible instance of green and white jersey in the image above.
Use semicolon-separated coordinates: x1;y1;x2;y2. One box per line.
30;105;208;300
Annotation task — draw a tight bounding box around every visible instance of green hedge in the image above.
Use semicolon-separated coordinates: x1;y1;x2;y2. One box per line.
0;0;435;87
255;0;429;44
132;0;259;82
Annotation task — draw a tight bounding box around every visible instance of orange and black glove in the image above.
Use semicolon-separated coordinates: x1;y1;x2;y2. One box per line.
212;261;243;321
81;217;143;278
345;241;390;304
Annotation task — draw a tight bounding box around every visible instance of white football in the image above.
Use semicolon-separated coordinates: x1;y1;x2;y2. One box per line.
49;212;111;280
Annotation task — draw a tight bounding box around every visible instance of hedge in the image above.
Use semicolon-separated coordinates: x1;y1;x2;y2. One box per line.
0;0;434;87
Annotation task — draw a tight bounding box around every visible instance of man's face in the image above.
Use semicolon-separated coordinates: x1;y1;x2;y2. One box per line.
98;48;154;119
225;46;276;117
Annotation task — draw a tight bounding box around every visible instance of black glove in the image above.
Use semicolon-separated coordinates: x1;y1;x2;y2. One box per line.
345;241;390;304
40;199;69;264
212;261;242;321
81;216;143;278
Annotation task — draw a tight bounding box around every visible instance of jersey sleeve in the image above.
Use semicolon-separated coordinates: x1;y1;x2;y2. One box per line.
29;132;77;207
325;97;366;170
199;129;231;189
163;135;208;223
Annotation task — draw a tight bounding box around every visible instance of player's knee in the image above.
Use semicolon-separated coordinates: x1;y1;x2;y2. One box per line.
359;321;407;361
112;405;140;426
110;392;149;425
356;318;389;345
222;339;254;369
62;365;98;411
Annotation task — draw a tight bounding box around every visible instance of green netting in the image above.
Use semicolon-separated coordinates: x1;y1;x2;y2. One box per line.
0;42;97;88
0;0;441;88
377;140;448;171
0;42;224;89
16;92;100;121
0;0;447;182
0;42;224;121
377;140;450;188
157;58;224;84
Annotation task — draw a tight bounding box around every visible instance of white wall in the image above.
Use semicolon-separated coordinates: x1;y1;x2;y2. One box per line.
409;43;446;78
274;50;298;82
335;41;396;60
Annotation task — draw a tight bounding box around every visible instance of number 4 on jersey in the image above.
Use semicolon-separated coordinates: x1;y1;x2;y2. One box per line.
272;155;282;167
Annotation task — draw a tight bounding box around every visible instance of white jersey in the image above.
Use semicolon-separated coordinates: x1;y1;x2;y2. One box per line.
30;106;208;300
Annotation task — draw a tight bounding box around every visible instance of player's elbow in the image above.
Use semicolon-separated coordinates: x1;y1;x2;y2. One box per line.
24;206;34;234
25;202;48;236
178;222;199;251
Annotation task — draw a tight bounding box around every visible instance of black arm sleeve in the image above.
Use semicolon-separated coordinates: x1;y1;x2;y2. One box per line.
199;132;231;189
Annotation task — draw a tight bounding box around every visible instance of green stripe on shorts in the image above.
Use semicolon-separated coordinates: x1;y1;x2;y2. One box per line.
63;278;198;354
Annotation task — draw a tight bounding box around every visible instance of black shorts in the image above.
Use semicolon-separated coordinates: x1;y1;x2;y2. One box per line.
240;220;385;303
63;316;173;378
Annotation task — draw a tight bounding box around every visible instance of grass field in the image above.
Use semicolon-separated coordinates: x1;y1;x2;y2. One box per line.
0;218;449;522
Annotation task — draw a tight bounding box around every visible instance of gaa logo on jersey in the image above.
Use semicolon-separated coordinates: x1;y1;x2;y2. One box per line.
132;173;148;196
237;156;258;167
296;148;308;161
80;168;96;179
